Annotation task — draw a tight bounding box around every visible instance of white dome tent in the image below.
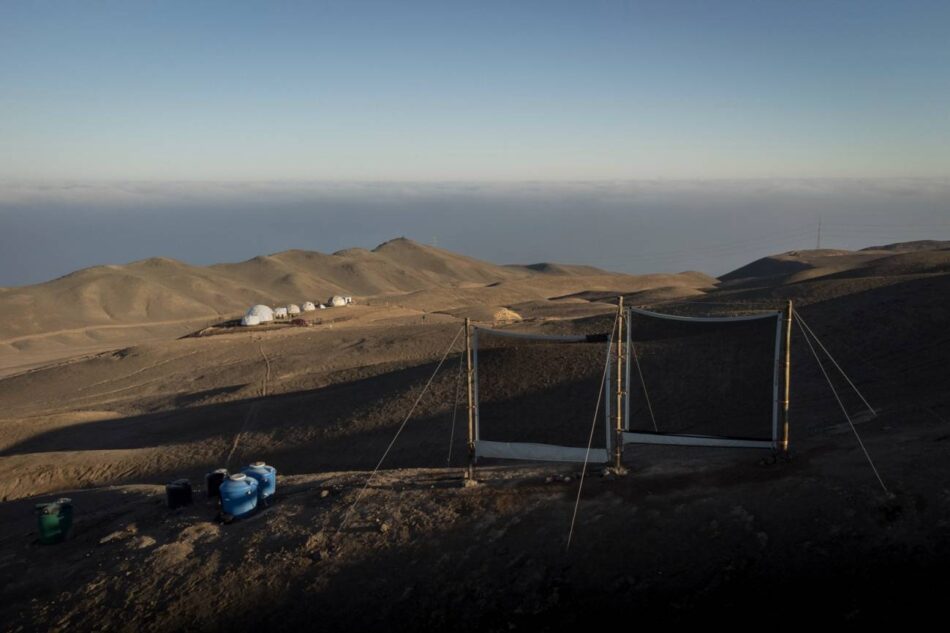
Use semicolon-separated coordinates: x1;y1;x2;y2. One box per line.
287;304;301;315
302;301;316;312
274;307;289;319
245;305;275;323
241;315;261;326
328;295;347;307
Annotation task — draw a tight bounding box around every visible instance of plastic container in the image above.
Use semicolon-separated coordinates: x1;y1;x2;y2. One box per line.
220;473;258;518
205;469;228;499
166;479;193;509
241;462;277;500
35;498;73;544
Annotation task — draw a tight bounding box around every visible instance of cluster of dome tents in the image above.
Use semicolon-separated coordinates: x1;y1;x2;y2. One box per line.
241;296;352;326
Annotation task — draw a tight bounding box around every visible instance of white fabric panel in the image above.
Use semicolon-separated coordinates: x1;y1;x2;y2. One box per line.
772;312;783;442
605;349;614;451
476;440;609;463
623;432;775;449
627;306;781;323
472;328;481;441
624;323;631;431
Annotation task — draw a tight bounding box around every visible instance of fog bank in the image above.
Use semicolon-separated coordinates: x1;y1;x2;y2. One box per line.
1;179;947;287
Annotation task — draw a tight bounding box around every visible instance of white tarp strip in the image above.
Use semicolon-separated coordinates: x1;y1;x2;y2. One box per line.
627;306;781;323
622;432;775;449
476;440;609;463
605;351;613;452
474;327;588;342
771;312;782;443
473;328;480;441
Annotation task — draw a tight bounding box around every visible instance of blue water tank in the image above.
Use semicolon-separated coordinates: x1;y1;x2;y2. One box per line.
219;473;258;518
241;462;277;500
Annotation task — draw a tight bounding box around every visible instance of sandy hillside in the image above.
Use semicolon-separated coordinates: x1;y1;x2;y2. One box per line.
0;238;710;370
0;239;948;630
718;239;950;288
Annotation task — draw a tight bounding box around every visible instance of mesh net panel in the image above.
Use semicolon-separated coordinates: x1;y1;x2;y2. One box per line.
626;309;779;442
475;329;612;456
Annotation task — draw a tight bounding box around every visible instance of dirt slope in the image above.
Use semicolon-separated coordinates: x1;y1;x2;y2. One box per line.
718;240;950;287
0;239;948;630
0;238;710;360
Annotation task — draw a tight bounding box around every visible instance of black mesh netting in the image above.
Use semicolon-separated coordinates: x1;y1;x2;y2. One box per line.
626;310;780;441
475;330;613;450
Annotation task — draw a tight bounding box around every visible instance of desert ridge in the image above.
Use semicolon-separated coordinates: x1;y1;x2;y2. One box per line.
0;238;948;630
0;237;716;362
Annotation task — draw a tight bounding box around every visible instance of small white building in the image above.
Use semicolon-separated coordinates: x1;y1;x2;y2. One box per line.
274;307;289;319
344;296;353;304
245;305;275;323
302;301;316;312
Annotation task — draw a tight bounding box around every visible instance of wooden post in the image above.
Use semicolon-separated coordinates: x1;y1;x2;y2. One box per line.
465;318;476;479
614;297;625;470
781;300;793;452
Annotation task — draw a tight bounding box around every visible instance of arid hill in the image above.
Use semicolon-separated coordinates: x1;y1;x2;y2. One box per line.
718;239;950;288
0;238;948;630
0;238;713;357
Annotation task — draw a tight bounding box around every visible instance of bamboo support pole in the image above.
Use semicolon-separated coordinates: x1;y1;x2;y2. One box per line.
465;318;476;479
781;300;793;452
614;297;625;470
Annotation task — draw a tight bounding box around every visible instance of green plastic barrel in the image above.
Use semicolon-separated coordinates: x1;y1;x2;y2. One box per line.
35;498;73;544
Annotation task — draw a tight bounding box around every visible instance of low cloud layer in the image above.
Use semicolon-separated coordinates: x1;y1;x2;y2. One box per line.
1;179;947;287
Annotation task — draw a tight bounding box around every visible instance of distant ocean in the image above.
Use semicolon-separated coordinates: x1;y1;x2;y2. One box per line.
1;178;947;287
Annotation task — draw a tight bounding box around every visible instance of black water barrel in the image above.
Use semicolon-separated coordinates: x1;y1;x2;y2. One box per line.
166;479;193;509
205;469;228;499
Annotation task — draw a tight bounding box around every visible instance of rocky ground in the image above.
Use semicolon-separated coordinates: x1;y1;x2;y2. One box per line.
1;241;948;630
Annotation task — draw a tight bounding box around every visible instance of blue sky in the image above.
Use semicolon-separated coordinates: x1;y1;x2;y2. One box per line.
2;1;948;180
1;3;948;286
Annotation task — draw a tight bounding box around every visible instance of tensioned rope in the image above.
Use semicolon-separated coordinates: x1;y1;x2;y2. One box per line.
446;353;464;466
225;339;270;468
925;407;948;425
795;313;876;416
566;312;618;552
630;338;659;432
794;314;888;493
339;324;465;530
636;301;784;311
789;311;944;420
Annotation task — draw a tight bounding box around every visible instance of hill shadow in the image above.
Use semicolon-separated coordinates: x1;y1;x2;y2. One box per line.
3;272;947;497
